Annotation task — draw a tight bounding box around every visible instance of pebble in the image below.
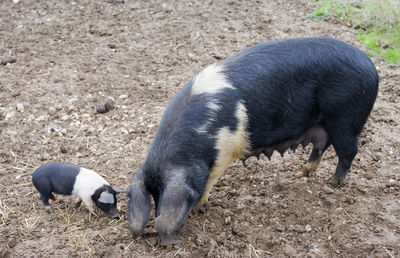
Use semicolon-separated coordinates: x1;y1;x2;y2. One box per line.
7;237;17;248
60;114;69;121
119;94;128;100
67;105;76;112
5;111;15;120
278;202;288;209
1;56;17;65
388;179;395;185
41;152;50;161
60;146;68;153
283;244;297;256
323;185;334;194
16;103;24;112
96;97;115;114
36;115;46;122
48;106;57;115
305;224;312;232
276;223;286;232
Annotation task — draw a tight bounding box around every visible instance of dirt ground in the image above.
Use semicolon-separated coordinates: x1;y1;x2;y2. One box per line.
0;0;399;257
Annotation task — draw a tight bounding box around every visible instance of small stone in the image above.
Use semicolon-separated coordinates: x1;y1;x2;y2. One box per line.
345;197;355;205
305;224;312;232
5;111;15;120
60;146;68;153
283;244;297;256
36;115;46;122
388;179;396;187
104;98;114;110
356;186;367;194
16;103;24;112
48;106;57;115
1;56;17;65
41;152;50;161
278;202;288;209
67;105;76;112
61;114;69;121
96;97;115;114
276;224;286;232
96;104;107;114
323;185;334;194
81;113;90;119
7;237;17;248
119;94;128;100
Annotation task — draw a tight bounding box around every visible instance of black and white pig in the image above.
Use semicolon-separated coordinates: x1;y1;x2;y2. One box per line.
16;162;124;218
127;37;379;244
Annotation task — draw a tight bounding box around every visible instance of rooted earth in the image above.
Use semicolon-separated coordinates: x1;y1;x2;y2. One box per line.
0;0;399;257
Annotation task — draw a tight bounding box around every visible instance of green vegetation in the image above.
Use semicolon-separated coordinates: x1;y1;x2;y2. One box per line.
307;0;400;64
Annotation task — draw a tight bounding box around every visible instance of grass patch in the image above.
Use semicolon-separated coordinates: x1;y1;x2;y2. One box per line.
307;0;400;64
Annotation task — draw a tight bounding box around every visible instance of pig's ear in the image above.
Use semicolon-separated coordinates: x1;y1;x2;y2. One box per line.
98;191;115;204
128;169;151;237
113;188;127;194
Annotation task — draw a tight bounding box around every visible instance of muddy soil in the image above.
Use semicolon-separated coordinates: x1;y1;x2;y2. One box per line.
0;0;399;257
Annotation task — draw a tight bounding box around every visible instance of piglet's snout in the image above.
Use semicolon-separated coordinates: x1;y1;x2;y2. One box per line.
110;210;120;219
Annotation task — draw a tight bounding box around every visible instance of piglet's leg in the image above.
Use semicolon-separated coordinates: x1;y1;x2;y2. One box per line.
40;193;54;213
74;197;82;208
81;196;95;213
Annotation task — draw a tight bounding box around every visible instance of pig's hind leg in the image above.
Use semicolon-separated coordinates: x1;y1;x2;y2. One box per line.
40;193;54;213
324;120;360;186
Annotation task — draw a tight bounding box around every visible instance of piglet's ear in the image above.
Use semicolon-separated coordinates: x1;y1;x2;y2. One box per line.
99;192;115;204
113;188;127;194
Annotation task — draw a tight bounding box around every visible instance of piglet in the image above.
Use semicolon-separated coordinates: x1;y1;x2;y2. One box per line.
16;162;124;218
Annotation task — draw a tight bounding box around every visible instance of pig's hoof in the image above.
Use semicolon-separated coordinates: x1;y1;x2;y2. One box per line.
328;176;345;187
192;202;209;215
295;167;312;178
160;237;180;246
45;206;54;213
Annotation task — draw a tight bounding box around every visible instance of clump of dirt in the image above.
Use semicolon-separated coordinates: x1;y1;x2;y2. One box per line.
0;0;399;257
